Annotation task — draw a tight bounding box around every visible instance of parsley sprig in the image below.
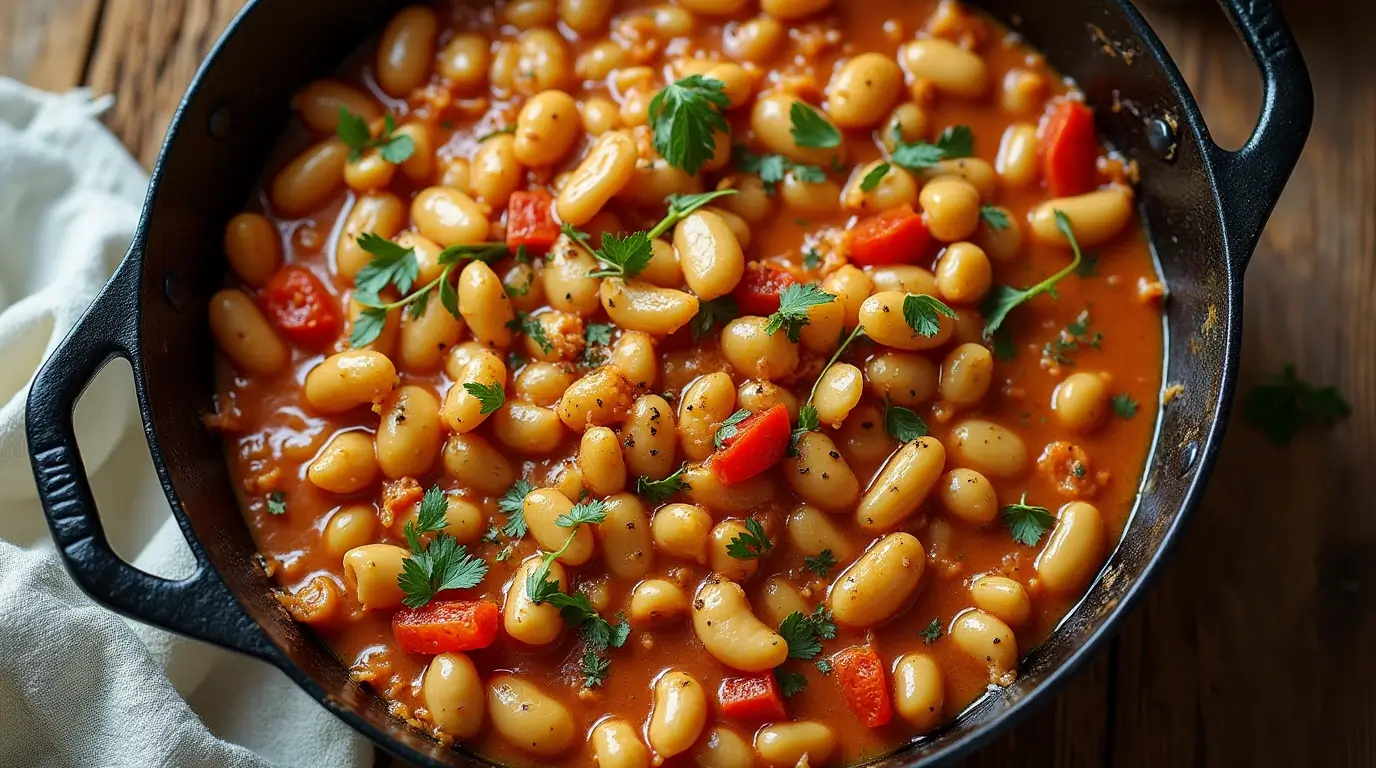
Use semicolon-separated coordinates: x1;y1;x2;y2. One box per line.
463;382;505;415
497;479;534;538
691;296;739;340
337;108;415;163
648;75;731;176
889;124;974;170
1001;492;1056;547
920;617;943;644
266;491;287;516
735;147;827;194
860;163;891;192
775;670;808;697
790;102;841;149
714;409;752;449
903;294;959;337
765;284;836;342
982;209;1084;336
980;205;1011;230
883;396;928;443
725;518;773;560
636;464;690;504
1111;394;1139;419
803;549;836;578
396;485;489;608
778;606;837;660
562;190;737;279
1244;365;1350;446
351;236;508;347
789;324;868;452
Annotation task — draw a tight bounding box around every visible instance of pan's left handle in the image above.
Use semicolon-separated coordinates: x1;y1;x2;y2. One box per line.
26;256;276;660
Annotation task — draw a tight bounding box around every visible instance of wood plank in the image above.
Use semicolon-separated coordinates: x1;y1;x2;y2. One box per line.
0;0;105;91
82;0;248;168
1108;2;1376;766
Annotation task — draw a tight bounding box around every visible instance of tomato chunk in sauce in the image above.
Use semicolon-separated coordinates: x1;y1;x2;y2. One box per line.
211;0;1164;765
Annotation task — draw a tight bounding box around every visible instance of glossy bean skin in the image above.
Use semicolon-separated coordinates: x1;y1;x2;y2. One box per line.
938;343;994;407
487;674;576;756
557;130;638;225
677;372;736;462
813;362;863;428
293;79;380;133
858;291;956;351
441;349;507;433
866;351;939;407
708;519;761;581
1030;186;1134;248
307;431;379;494
545;235;603;317
557;366;635;430
691;579;789;672
949;419;1029;478
919;176;983;243
269;139;349;217
525;488;595;565
412;187;490;246
892;653;944;732
628;578;691;627
375;386;443;478
652;503;712;564
209;289;289;375
1053;372;1110;432
423;653;485;739
736;380;798;422
623;394;678;479
950;609;1018;684
592;719;651;768
442;432;516;495
437;33;490;93
513;29;573;95
647;670;708;760
470;135;523;208
304;351;398;415
596;493;653;579
223;213;281;287
322;505;379;560
458;261;516;348
336;194;406;280
900;38;988;98
683;463;777;515
491;401;566;455
341;544;410;611
970;575;1032;626
345;147;395;192
376;6;438;96
691;727;757;768
398;296;465;374
600;279;700;336
579;426;628;496
754;722;836;768
757;575;811;628
610;331;658;392
675;210;745;300
504;557;569;646
995;122;1040;188
750;93;846;168
720;316;798;381
935;242;993;305
854;437;946;533
937;468;999;525
785;431;860;512
826;53;903;129
514;90;581;167
1036;501;1106;594
828;532;926;628
786;504;854;562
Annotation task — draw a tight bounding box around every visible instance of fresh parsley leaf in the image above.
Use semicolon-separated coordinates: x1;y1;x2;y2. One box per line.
815;658;833;675
983;209;1085;336
789;403;820;455
657;189;739;233
790;101;841;149
498;479;534;538
587;231;654;279
557;499;608;529
354;234;419;296
883;398;928;443
636;465;690;504
648;75;731;176
437;242;509;266
1111;394;1139;419
463;381;506;415
412;485;451;539
336;108;372;160
902;294;958;338
1001;492;1056;547
765;284;835;342
790;164;827;183
980;205;1011;231
1042;311;1101;366
735;147;790;193
802;249;822;270
803;549;836;577
266;490;287;516
1243;365;1350;446
350;307;388;348
725;518;773;560
775;670;808;697
397;534;488;608
714;409;752;449
992;327;1017;361
935;124;975;158
778;606;835;660
920;617;942;644
584;322;615;347
860;163;891;192
809;605;836;640
336;108;414;163
580;609;631;651
504;271;534;297
507;311;554;354
691;296;739;340
580;648;611;688
891;141;945;170
376;124;416;164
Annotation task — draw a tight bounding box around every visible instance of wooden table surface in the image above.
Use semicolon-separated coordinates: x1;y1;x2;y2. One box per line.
5;1;1371;765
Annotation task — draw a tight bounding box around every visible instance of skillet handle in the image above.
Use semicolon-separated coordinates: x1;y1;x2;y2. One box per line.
26;256;275;660
1209;0;1313;267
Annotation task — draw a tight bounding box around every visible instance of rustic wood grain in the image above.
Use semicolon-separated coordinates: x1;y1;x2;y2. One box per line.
9;0;1376;766
0;0;105;91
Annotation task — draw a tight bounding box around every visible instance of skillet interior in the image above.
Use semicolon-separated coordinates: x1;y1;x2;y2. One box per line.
129;1;1234;764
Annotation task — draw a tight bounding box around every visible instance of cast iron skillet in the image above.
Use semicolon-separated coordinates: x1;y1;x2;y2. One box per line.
26;1;1311;765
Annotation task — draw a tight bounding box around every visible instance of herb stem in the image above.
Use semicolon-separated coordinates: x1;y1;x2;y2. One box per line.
360;263;453;311
804;324;867;407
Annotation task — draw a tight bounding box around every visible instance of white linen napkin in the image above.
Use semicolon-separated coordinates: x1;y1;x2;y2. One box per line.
0;78;372;768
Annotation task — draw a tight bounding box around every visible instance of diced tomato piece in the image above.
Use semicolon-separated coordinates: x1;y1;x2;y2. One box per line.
392;599;500;655
260;265;341;349
832;645;893;727
849;204;931;266
718;673;787;722
506;189;561;251
709;404;790;485
1041;101;1099;197
732;262;799;316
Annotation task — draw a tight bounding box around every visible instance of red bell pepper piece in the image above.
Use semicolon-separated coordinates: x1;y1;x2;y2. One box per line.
1041;101;1099;197
506;189;561;251
392;599;500;655
259;265;341;349
732;262;799;316
848;204;931;266
718;673;787;722
832;645;893;727
709;403;790;485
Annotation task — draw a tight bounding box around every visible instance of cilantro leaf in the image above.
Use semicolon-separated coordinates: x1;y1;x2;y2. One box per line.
354;234;419;296
935;124;975;158
902;294;958;338
860;163;891;192
890;123;975;170
266;491;287;516
920;617;942;644
587;231;654;279
580;648;611;688
691;296;739;340
584;322;615;347
397;534;488;608
982;209;1086;336
765;284;835;342
377;130;415;163
1001;492;1056;547
891;141;945;170
992;327;1017;361
775;670;807;697
349;307;388;348
791;164;827;183
1111;394;1139;419
437;242;509;266
714;409;752;449
789;404;820;455
980;205;1011;231
725;518;773;560
557;499;608;528
790;101;841;149
463;381;506;415
648;75;731;176
803;549;836;578
336;108;373;160
1243;365;1350;445
778;606;835;660
735;147;791;193
815;659;833;675
507;311;554;354
498;479;534;538
883;399;928;443
637;465;690;504
802;248;822;270
336;108;415;164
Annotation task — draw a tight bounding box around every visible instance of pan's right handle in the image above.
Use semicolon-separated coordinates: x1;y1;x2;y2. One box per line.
27;256;275;660
1207;0;1313;268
